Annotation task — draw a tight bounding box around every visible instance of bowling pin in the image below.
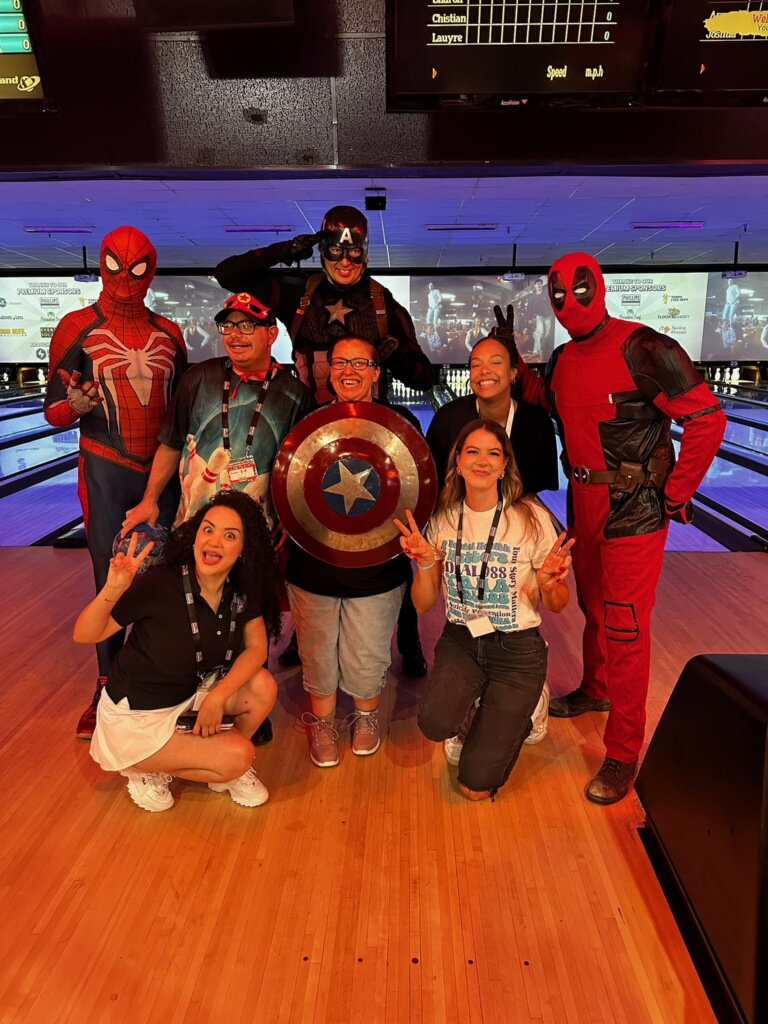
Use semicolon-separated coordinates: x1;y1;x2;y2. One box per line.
731;365;740;384
186;433;206;480
714;367;722;382
188;446;231;515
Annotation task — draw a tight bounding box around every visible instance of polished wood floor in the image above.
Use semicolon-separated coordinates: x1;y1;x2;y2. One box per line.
2;547;766;1024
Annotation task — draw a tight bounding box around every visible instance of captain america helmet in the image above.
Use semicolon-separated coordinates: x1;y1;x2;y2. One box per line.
318;205;368;264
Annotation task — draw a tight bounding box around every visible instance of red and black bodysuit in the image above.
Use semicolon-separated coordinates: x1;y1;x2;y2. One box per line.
44;226;187;675
545;252;725;765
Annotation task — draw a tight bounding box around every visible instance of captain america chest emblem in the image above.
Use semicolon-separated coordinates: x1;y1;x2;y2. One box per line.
325;299;353;325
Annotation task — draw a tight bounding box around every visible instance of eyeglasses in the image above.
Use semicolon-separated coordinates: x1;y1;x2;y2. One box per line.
329;357;379;371
217;319;261;335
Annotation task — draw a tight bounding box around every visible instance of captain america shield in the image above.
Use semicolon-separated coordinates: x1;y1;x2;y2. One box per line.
271;402;437;567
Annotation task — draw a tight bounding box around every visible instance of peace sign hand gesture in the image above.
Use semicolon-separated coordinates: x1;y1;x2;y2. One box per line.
393;508;441;569
104;532;155;597
491;303;518;351
535;531;575;591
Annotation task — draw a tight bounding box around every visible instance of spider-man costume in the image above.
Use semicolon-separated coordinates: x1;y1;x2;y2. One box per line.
44;226;187;676
544;252;725;784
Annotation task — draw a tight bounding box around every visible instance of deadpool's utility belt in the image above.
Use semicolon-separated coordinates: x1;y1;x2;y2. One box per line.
570;456;670;493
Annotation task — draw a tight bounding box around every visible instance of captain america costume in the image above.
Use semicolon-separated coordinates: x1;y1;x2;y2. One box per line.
44;226;187;678
544;252;725;801
214;207;434;405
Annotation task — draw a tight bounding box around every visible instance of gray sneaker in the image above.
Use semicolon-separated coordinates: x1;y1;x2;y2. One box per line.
350;709;381;756
302;713;340;767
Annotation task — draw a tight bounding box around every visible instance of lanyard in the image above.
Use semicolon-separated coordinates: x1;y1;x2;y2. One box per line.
454;499;504;606
222;360;279;458
181;565;239;675
475;398;515;435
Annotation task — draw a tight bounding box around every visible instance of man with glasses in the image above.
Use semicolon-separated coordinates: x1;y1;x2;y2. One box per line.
123;292;311;533
215;205;434;677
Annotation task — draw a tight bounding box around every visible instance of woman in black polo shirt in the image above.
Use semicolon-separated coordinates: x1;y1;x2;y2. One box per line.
74;490;281;813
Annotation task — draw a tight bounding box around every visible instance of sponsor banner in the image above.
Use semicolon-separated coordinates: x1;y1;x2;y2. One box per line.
553;272;708;358
0;277;101;363
603;272;708;361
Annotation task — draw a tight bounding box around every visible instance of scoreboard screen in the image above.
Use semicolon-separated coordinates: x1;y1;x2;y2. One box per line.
0;0;45;103
386;0;654;110
652;1;768;104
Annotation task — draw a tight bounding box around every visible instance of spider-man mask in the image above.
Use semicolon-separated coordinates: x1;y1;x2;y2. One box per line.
100;225;157;304
548;251;608;338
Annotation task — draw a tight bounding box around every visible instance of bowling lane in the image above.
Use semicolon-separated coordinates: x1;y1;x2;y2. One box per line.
0;410;49;439
0;469;81;546
676;442;768;533
0;428;79;478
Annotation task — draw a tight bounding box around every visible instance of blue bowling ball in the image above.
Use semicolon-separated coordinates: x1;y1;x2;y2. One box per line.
112;522;169;572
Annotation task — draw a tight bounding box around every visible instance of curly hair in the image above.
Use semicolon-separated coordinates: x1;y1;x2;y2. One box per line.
438;419;541;542
160;490;283;642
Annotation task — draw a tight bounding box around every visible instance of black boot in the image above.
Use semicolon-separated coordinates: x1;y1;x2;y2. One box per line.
250;717;273;746
278;630;301;667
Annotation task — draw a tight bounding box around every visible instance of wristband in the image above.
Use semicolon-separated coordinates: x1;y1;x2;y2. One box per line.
417;559;436;571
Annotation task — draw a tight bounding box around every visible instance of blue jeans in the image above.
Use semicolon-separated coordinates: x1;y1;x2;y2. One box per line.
418;621;548;793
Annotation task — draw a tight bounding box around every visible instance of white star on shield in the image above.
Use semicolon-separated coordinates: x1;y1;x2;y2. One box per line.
323;461;376;514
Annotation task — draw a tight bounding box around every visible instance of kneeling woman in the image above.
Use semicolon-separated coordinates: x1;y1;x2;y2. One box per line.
74;490;281;813
397;420;573;800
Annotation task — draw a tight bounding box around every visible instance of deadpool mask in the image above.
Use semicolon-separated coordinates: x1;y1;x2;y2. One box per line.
548;251;608;339
100;225;157;304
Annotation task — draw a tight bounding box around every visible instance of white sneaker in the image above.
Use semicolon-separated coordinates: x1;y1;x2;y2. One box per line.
524;681;550;746
444;702;477;766
121;769;174;812
209;766;269;807
443;735;463;766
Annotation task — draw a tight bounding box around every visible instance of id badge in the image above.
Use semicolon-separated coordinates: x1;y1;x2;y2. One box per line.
228;458;257;484
466;614;494;638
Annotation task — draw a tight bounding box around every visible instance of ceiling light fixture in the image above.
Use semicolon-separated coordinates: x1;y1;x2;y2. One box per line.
365;188;387;212
223;225;294;233
25;226;94;234
426;223;498;231
631;221;705;230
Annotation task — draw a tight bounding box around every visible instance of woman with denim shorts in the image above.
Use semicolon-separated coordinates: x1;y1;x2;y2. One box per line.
286;336;413;768
396;419;573;801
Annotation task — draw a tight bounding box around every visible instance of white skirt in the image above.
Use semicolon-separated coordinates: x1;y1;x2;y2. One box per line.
90;687;197;772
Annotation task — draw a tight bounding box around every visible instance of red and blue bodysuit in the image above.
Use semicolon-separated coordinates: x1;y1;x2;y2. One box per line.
44;226;187;675
545;252;725;766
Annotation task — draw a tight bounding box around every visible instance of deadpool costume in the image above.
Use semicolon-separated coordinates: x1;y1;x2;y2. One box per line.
544;252;725;804
215;205;434;676
44;226;187;733
214;205;434;405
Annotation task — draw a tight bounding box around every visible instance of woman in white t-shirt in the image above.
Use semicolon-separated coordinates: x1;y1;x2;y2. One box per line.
396;419;573;801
